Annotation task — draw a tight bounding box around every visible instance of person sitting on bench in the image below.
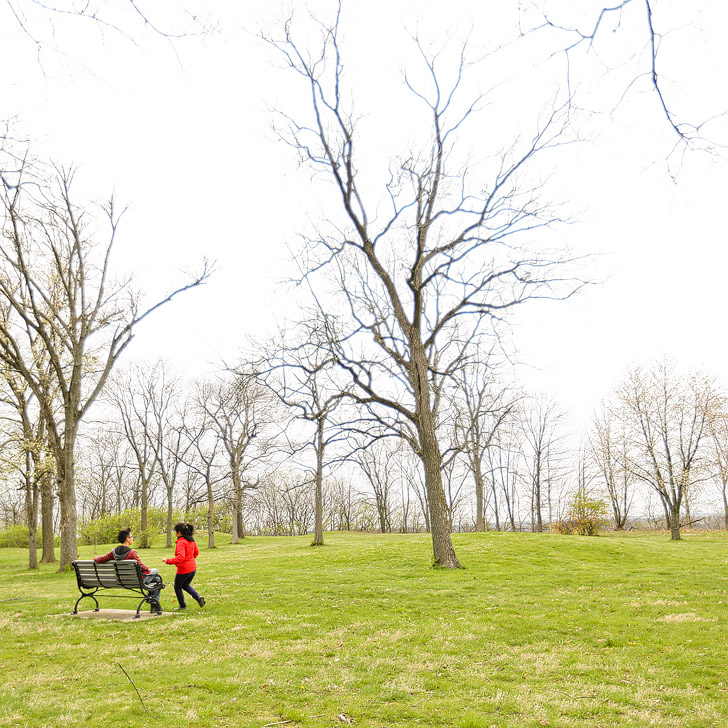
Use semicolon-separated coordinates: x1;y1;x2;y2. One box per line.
94;528;163;614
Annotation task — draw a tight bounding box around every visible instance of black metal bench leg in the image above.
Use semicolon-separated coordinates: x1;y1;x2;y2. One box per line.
134;597;146;619
72;593;100;614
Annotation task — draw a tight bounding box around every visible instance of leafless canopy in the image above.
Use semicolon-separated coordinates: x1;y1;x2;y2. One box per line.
265;5;583;567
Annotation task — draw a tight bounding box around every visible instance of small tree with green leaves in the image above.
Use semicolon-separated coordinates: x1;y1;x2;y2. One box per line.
553;487;610;536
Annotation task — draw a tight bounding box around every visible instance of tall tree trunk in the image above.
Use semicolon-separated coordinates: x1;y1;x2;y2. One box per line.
491;480;501;532
670;503;682;540
418;418;461;567
24;454;38;570
411;345;460;568
377;497;387;533
139;476;150;548
166;485;174;548
312;416;325;546
40;472;55;564
473;451;485;532
206;475;216;549
533;451;543;532
58;438;79;570
231;470;241;544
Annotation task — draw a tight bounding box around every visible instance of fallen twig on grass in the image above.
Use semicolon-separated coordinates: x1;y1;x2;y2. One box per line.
0;597;34;602
116;661;148;713
550;689;607;701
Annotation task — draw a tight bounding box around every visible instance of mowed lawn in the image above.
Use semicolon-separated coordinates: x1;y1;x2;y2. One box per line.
1;531;727;728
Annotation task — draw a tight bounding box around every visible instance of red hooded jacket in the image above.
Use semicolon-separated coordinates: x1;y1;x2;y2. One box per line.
164;537;199;574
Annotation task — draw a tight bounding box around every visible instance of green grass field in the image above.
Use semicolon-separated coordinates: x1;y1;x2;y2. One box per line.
1;531;727;728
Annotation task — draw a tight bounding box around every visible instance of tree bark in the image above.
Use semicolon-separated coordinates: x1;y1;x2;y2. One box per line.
417;414;460;567
140;475;150;548
207;473;216;549
24;456;38;570
166;485;173;548
473;451;485;532
670;503;682;541
58;436;78;569
312;416;325;546
231;469;241;544
39;473;55;564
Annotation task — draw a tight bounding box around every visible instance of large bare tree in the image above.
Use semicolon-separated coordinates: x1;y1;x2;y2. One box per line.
265;8;580;567
0;155;210;568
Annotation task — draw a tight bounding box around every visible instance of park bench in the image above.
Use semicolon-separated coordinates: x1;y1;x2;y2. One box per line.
71;560;162;619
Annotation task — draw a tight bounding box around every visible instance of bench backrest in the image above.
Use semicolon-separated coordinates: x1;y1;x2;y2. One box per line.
72;559;144;589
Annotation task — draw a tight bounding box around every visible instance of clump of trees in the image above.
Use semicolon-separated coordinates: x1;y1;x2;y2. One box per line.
4;351;727;567
0;148;209;569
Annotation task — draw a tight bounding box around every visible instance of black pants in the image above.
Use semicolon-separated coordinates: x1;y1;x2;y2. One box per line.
174;570;200;607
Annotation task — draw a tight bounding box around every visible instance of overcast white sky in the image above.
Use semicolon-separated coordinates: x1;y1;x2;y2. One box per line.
2;0;727;434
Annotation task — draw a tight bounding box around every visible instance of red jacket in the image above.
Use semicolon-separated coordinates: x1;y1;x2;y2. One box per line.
94;545;150;575
164;537;199;574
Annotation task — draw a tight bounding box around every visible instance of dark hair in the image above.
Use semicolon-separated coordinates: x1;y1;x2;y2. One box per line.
117;528;132;544
174;522;195;540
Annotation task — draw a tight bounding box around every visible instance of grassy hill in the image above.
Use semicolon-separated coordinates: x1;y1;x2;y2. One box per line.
1;530;727;727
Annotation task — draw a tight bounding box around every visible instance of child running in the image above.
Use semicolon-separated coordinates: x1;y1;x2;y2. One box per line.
163;522;206;611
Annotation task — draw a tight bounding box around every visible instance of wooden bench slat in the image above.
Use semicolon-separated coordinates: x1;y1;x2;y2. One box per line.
72;560;146;589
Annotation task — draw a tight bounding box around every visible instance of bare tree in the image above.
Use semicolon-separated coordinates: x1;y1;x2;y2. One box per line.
81;428;130;518
107;365;160;548
259;319;350;547
354;439;398;534
520;393;566;532
0;154;210;568
265;7;581;567
450;360;518;531
197;372;274;544
484;419;523;531
616;360;715;540
143;363;191;548
590;403;635;530
187;383;228;549
326;476;360;533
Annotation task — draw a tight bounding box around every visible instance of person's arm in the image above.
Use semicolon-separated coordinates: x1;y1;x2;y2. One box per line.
127;549;150;575
164;540;185;565
93;550;114;563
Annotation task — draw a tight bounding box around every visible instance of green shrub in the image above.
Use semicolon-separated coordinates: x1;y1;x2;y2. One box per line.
0;525;57;548
78;507;179;547
78;505;232;548
553;488;610;536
